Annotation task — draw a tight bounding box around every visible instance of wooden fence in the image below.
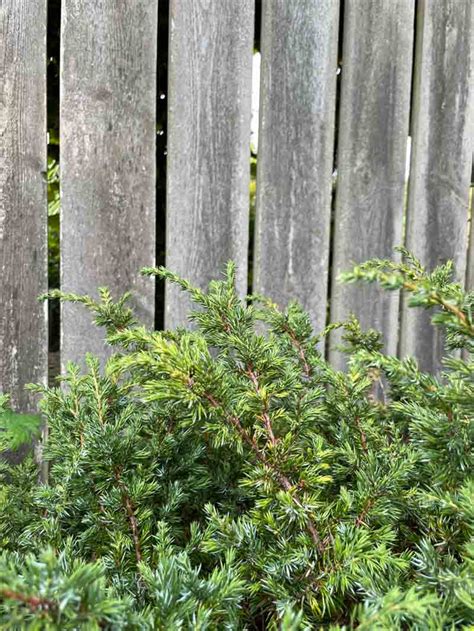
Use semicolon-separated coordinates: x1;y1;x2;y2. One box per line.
1;0;473;412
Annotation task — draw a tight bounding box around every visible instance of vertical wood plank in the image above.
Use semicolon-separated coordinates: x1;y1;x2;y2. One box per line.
254;0;339;338
60;0;157;367
400;0;473;372
467;185;474;291
0;1;47;410
166;0;254;327
462;185;473;364
329;0;415;367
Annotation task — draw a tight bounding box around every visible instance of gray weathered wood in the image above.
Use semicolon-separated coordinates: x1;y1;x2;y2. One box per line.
254;0;339;340
467;189;474;292
464;189;474;364
0;0;47;410
400;0;473;373
166;0;254;327
61;0;157;367
329;0;415;367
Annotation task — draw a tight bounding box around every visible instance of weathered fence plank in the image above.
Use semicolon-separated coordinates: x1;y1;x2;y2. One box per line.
0;1;47;410
254;0;339;339
61;0;157;367
467;189;474;292
166;0;254;327
329;0;415;367
400;0;473;372
465;189;474;362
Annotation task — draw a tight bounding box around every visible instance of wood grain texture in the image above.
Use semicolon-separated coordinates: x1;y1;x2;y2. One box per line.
329;0;415;367
400;0;473;373
166;0;254;327
464;186;473;364
464;186;474;363
61;0;157;367
0;0;47;411
254;0;339;340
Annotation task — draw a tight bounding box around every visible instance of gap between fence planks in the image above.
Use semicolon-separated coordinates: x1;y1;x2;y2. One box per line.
329;0;415;369
0;0;48;411
400;0;474;373
60;0;158;369
254;0;339;346
165;0;254;328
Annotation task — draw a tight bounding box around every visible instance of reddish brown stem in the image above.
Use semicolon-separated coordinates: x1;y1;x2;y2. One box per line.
113;468;142;564
354;416;368;453
91;372;105;427
247;367;277;446
219;311;232;333
355;498;374;527
0;589;55;611
203;392;324;552
282;326;311;377
404;281;472;333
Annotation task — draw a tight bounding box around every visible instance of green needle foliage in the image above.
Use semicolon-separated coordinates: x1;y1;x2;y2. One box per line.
0;395;42;451
0;252;473;629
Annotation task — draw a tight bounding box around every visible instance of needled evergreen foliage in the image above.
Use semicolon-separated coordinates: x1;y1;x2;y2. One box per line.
0;251;473;629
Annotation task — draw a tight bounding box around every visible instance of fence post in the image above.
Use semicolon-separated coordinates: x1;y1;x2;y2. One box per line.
400;0;473;372
61;0;158;367
166;0;254;327
329;0;415;367
0;0;48;410
254;0;339;341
